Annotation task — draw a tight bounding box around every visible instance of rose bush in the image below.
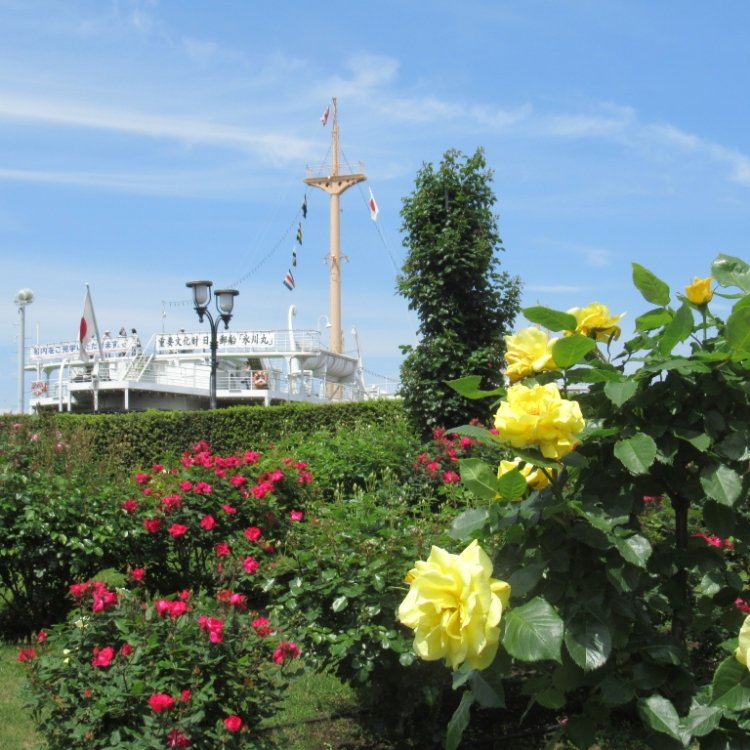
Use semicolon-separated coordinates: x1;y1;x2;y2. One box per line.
21;579;301;749
113;441;316;597
402;254;750;749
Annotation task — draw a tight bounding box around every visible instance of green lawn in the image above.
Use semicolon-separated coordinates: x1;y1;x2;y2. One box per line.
0;644;41;749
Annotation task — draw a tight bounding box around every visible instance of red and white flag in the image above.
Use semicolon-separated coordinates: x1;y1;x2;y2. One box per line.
320;105;330;127
78;285;101;361
368;187;379;221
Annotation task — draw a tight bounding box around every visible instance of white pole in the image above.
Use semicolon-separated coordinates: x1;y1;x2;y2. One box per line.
14;289;34;414
17;305;24;413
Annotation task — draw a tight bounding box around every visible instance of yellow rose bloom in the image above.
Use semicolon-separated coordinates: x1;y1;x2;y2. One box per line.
493;383;585;460
685;276;713;305
736;615;750;671
398;540;511;671
567;302;625;342
497;458;552;499
504;327;559;383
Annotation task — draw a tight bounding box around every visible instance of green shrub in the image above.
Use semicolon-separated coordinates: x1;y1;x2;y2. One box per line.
21;582;301;749
269;477;467;746
0;422;124;635
403;256;750;749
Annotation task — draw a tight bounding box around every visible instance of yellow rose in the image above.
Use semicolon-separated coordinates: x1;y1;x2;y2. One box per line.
567;302;625;342
736;615;750;671
504;327;559;383
398;540;511;671
496;458;552;499
685;276;713;305
493;382;585;460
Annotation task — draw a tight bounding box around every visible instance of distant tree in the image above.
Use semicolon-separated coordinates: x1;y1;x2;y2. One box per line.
397;148;521;436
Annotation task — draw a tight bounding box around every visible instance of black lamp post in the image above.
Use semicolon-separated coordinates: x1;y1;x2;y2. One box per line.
186;280;239;409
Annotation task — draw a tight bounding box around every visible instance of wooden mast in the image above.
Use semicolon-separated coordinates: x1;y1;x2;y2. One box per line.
304;98;366;354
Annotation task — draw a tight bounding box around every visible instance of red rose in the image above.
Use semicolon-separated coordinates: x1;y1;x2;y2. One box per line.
223;715;243;732
130;567;146;582
244;526;262;542
144;517;162;534
148;693;176;713
168;523;189;538
200;515;216;531
17;648;37;663
91;646;115;668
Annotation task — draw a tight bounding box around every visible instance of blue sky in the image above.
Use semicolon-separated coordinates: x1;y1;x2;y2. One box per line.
2;0;750;412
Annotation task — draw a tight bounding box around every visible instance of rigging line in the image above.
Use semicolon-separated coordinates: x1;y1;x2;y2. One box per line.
228;181;299;288
362;365;400;381
229;206;304;289
340;161;401;275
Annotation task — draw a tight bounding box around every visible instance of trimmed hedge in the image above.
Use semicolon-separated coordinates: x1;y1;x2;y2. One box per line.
0;400;407;473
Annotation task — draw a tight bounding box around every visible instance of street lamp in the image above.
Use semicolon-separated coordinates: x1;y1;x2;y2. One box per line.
186;280;239;410
14;288;34;414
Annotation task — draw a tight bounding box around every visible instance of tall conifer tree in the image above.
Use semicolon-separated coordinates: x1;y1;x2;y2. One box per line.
397;148;521;436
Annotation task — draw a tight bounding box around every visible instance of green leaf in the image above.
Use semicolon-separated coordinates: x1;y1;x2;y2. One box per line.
673;428;711;452
681;704;722;738
502;597;564;663
658;302;694;355
496;467;528;500
613;533;652;568
445;691;475;750
711;657;750;710
331;595;348;613
712;253;750;291
614;433;657;474
638;695;685;743
446;376;506;400
468;670;505;709
603;379;638;407
449;508;490;540
551;334;597;368
635;308;673;332
726;305;750;353
523;306;577;332
507;562;546;598
701;464;743;507
564;616;612;671
632;262;671;306
452;424;501;445
459;458;500;502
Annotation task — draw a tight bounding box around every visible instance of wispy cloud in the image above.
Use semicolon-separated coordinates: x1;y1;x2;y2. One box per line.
0;167;251;197
0;94;313;160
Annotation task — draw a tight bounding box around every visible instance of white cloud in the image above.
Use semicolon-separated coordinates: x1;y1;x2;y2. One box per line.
0;94;314;160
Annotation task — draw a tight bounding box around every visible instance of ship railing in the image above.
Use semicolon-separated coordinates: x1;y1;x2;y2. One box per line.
305;162;365;179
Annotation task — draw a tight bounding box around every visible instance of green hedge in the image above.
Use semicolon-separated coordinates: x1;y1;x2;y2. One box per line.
0;400;407;473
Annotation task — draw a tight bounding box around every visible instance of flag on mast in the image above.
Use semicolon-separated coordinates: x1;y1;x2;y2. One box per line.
78;285;102;361
368;187;379;221
320;105;330;127
283;270;296;291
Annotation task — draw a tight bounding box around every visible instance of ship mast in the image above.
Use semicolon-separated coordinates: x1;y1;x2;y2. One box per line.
304;98;366;354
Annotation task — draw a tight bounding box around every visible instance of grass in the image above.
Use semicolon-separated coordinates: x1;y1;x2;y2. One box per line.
0;643;40;750
1;644;686;750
